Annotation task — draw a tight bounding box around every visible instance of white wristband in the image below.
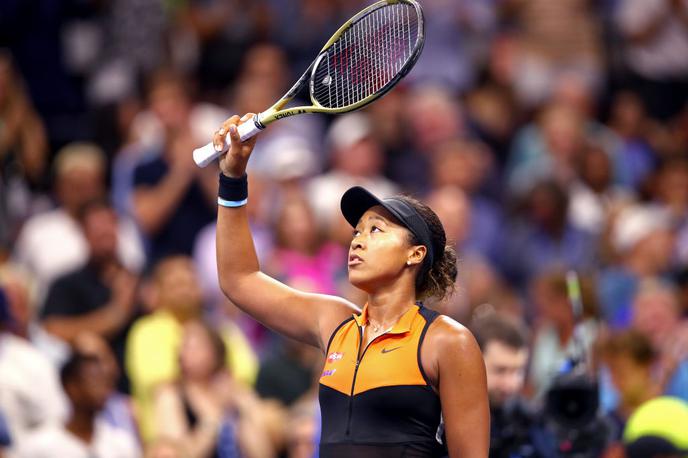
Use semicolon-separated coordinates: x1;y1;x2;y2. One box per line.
218;197;248;208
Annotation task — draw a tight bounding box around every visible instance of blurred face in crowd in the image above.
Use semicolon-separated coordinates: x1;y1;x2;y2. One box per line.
149;77;190;132
406;86;463;151
631;289;680;348
57;166;105;214
73;332;120;387
425;186;470;248
632;229;675;275
154;257;203;318
65;358;112;414
605;352;653;408
275;196;320;254
333;137;384;177
180;321;223;381
532;276;573;328
431;140;493;194
0;268;34;334
541;104;584;163
82;206;118;263
527;182;569;234
579;146;612;193
483;340;529;407
656;161;688;211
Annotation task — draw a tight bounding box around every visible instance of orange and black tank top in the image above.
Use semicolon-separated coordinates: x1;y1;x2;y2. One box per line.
318;303;446;458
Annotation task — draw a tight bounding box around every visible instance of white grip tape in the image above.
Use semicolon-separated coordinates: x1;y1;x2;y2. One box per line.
192;115;264;168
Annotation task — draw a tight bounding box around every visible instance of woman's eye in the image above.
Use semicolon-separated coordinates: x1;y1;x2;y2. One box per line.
353;229;361;237
371;226;381;233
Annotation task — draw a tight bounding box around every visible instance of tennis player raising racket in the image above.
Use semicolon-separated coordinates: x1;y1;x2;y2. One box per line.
212;114;489;458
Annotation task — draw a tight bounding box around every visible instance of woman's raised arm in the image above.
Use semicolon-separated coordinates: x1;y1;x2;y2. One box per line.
213;114;358;350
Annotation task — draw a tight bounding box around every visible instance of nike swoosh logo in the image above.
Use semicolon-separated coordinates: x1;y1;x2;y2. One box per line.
381;346;402;354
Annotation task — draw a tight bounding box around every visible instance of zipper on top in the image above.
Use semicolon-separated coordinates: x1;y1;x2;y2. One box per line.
345;325;387;436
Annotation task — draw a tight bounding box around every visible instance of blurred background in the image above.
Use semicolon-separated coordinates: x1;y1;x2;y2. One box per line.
1;0;688;457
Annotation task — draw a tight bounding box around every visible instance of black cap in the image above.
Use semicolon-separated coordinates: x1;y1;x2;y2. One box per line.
626;436;688;458
340;186;441;269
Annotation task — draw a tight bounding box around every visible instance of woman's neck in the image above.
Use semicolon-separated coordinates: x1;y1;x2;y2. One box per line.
366;280;417;327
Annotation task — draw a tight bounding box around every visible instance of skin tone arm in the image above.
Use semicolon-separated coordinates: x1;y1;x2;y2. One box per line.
214;114;358;350
132;130;197;235
423;317;490;458
154;384;220;458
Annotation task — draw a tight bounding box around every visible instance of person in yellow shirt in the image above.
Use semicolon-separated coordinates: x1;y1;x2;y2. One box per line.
125;255;257;442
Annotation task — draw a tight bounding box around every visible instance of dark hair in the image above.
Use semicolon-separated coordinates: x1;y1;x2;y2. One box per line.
396;195;457;301
471;314;529;352
60;352;100;387
600;330;656;366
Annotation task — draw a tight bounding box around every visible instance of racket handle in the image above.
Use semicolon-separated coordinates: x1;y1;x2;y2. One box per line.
193;115;265;168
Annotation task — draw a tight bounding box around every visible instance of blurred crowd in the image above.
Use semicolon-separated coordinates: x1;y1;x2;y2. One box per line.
1;0;688;457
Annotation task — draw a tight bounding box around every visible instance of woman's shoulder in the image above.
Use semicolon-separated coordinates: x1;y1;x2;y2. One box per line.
424;314;480;354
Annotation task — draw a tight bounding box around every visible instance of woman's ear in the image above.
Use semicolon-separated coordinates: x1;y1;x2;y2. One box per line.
406;245;427;267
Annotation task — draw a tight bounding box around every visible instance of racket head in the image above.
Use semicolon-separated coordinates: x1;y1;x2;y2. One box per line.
308;0;424;112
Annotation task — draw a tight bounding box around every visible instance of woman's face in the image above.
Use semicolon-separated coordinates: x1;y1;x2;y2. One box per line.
347;206;420;293
180;322;221;381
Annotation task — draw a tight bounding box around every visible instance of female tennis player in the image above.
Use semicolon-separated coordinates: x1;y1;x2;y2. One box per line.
212;114;489;458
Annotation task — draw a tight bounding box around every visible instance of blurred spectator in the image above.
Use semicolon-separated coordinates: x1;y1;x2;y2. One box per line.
471;314;540;457
424;186;501;322
0;286;67;451
0;51;49;252
255;338;321;408
0;263;68;363
41;199;139;391
606;91;658;190
126;256;257;442
629;280;688;402
154;320;272;458
507;103;586;195
598;205;675;327
429;139;503;262
73;332;139;443
131;71;218;265
568;144;635;235
265;193;345;295
13;142;144;302
615;0;688;120
13;352;140;458
389;85;465;192
499;181;598;289
528;272;599;398
408;0;496;91
284;400;319;458
599;330;660;436
505;0;604;107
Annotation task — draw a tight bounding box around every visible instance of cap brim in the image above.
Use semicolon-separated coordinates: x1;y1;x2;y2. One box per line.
341;186;387;228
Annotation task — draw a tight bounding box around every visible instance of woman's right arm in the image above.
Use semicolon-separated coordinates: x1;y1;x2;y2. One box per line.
214;114;359;350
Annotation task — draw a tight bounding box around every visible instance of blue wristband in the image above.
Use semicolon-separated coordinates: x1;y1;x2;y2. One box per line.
218;197;248;208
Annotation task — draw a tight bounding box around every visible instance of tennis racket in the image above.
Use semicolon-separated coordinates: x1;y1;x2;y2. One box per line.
193;0;425;167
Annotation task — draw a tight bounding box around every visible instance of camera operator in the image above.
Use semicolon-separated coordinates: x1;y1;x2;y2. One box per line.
472;313;545;458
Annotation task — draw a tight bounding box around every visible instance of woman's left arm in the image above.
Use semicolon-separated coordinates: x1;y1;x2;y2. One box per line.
431;318;490;457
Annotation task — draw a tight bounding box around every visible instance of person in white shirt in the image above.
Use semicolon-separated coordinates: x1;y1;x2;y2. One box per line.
11;352;140;458
12;142;144;305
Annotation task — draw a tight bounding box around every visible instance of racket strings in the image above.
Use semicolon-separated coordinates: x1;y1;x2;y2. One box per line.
311;2;420;109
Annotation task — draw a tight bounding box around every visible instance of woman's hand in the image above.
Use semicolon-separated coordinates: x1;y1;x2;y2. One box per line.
214;113;259;178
